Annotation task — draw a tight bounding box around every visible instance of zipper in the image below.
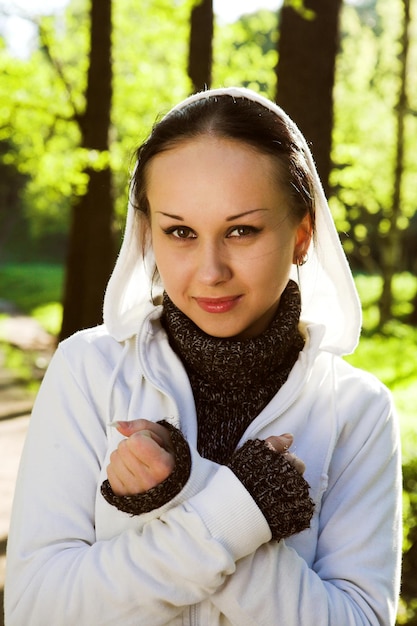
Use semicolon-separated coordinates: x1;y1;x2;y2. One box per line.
189;603;199;625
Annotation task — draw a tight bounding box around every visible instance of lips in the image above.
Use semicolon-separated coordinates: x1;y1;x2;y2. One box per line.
194;295;242;314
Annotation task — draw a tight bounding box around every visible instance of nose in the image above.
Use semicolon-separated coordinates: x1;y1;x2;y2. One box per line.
196;241;232;286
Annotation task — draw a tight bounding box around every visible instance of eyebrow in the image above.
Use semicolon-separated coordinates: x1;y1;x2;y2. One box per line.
156;211;184;221
156;208;268;221
226;208;268;221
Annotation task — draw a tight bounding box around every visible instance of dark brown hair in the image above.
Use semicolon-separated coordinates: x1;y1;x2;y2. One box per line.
132;95;315;231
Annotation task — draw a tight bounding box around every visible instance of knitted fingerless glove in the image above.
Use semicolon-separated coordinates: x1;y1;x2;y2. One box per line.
228;439;314;541
101;420;192;515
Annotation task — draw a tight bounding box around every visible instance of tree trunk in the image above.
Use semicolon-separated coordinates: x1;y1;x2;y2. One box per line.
60;0;114;340
188;0;213;92
379;0;410;325
275;0;342;195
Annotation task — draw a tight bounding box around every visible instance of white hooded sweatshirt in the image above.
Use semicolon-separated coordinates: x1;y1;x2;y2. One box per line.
5;88;402;626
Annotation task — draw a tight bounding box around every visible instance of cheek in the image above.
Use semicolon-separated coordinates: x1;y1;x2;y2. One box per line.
150;238;168;287
151;228;169;268
152;240;188;294
246;235;294;275
255;241;294;292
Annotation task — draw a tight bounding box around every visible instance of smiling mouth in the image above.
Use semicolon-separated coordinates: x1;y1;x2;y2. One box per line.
194;295;242;314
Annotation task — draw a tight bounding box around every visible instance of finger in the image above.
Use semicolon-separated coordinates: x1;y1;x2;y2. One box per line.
106;464;126;496
120;433;175;483
108;439;172;495
110;419;173;451
264;434;306;475
107;461;156;495
107;451;150;496
126;431;175;473
265;433;293;453
283;452;306;475
107;444;149;495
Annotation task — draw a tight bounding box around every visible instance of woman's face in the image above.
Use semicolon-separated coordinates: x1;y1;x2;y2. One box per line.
147;136;311;340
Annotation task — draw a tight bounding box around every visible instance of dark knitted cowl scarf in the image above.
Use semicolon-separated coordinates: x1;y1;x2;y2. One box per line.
162;279;305;464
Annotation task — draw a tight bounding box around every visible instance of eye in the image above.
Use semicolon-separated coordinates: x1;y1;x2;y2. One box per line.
164;226;197;239
227;225;261;238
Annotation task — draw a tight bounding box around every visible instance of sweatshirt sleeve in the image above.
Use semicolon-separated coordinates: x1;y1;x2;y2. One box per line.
4;344;271;626
209;382;403;626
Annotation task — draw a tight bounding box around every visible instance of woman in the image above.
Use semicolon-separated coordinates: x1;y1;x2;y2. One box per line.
5;87;402;625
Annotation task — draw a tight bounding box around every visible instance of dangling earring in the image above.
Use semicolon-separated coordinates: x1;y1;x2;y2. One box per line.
295;253;308;290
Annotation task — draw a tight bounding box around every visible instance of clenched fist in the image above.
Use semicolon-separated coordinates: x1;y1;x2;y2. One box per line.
107;420;175;496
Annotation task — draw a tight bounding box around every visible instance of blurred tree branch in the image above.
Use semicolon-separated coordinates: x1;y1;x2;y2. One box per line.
38;21;83;125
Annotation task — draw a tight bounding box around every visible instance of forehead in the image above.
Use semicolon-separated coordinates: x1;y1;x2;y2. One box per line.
147;135;280;189
146;136;288;223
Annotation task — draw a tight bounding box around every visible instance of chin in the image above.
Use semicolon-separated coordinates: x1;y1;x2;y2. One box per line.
191;319;240;339
198;322;254;340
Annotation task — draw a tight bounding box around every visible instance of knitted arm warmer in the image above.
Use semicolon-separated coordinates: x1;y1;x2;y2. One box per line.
228;439;314;541
100;420;192;515
101;424;314;540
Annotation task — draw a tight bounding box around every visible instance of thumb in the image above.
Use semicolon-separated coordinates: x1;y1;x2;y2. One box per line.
265;433;294;453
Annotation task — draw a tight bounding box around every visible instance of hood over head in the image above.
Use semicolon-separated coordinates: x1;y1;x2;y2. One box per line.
103;87;362;355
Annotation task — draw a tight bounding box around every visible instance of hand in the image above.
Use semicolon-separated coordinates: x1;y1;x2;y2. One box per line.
264;433;306;475
107;419;175;496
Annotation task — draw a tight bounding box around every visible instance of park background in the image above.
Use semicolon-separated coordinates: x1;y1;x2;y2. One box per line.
0;0;416;623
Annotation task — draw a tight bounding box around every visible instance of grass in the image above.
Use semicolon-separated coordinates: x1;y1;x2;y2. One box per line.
0;263;64;335
0;263;64;389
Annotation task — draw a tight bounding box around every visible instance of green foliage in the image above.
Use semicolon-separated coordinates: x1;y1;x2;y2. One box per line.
352;272;417;327
399;455;417;625
0;0;196;245
343;272;417;624
345;274;417;447
0;18;82;241
331;0;417;273
0;263;64;313
111;0;195;220
0;263;63;388
213;9;278;97
32;302;63;336
0;341;36;387
2;0;417;281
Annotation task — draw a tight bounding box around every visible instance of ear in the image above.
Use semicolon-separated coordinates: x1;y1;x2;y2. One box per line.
293;214;312;265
